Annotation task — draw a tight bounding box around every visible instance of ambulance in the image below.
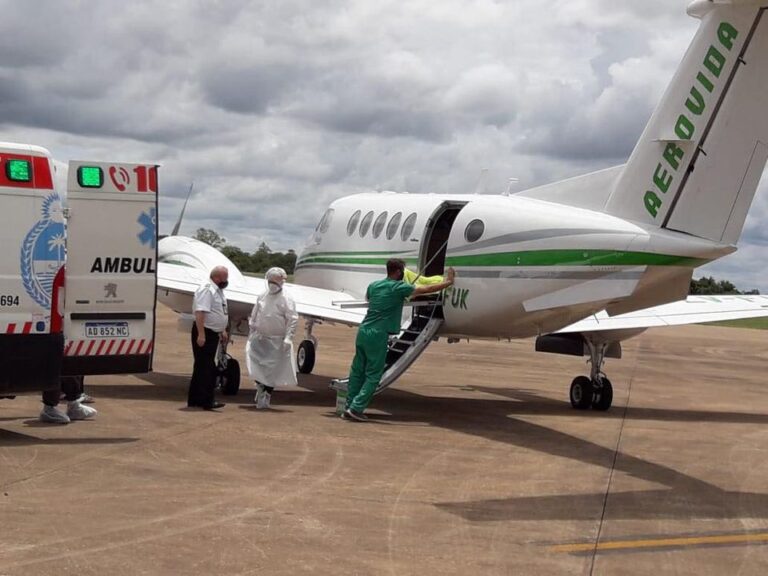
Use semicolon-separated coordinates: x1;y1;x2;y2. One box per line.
0;142;159;397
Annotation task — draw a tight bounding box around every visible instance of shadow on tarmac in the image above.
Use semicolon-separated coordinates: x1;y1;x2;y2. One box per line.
0;429;138;446
103;370;768;523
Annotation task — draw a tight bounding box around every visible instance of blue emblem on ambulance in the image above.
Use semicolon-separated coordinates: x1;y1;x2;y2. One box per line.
21;193;66;308
138;207;156;249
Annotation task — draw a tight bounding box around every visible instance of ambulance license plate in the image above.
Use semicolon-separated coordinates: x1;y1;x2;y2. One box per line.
85;322;130;338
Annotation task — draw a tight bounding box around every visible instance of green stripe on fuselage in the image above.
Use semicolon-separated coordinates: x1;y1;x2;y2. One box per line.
445;250;708;268
296;249;709;268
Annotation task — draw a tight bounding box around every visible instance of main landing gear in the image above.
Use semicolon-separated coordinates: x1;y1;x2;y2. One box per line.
297;319;318;374
569;340;613;411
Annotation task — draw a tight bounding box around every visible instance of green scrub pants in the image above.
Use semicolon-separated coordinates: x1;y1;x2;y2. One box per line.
346;326;389;413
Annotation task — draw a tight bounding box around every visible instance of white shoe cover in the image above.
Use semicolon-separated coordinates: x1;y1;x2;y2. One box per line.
67;401;98;421
256;387;271;410
40;405;71;424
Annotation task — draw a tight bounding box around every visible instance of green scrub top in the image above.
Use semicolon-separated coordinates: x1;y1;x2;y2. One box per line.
361;278;416;334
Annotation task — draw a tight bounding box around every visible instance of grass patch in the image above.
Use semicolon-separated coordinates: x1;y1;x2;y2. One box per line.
703;317;768;330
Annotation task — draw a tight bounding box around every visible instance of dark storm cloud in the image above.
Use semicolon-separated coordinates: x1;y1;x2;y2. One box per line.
201;62;299;115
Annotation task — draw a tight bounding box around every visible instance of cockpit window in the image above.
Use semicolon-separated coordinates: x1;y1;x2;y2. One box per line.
372;212;388;239
359;210;374;237
347;210;361;236
465;219;485;243
386;212;402;240
319;208;334;234
401;213;417;241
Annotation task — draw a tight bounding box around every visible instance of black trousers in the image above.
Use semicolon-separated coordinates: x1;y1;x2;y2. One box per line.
189;325;220;408
42;376;84;407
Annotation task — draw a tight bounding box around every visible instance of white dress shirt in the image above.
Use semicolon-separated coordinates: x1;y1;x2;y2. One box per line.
193;282;228;333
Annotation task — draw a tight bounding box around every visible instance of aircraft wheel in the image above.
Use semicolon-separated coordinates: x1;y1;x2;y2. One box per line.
569;376;593;410
297;340;316;374
218;356;241;396
591;377;613;411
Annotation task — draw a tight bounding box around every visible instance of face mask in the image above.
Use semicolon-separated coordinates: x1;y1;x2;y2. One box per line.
216;280;229;290
268;281;282;294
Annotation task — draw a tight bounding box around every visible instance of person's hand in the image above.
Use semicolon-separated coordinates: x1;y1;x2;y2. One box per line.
446;267;456;284
220;331;229;344
196;333;206;348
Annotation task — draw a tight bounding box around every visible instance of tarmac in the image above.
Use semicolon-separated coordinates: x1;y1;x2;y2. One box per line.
1;306;768;575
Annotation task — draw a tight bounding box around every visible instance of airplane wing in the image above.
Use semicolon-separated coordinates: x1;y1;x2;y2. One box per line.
556;295;768;334
157;262;366;326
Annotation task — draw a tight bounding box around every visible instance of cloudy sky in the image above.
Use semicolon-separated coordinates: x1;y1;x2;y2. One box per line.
1;0;765;291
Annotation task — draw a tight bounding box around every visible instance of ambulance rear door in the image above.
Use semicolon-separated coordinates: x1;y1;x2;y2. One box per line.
62;161;159;375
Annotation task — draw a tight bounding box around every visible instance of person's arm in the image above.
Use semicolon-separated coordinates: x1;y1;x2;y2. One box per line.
194;311;207;347
284;297;299;346
248;300;260;333
193;288;213;347
412;267;455;296
219;293;229;344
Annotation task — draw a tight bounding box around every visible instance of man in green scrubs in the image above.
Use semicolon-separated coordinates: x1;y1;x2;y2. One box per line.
344;259;455;421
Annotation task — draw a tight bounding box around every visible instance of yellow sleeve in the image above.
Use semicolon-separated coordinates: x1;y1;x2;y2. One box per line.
404;268;444;287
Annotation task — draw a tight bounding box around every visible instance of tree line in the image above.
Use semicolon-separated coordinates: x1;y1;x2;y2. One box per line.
194;228;297;275
194;228;760;294
690;276;760;295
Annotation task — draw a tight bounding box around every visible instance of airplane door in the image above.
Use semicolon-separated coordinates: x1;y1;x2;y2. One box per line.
62;161;159;375
418;202;467;277
441;201;487;332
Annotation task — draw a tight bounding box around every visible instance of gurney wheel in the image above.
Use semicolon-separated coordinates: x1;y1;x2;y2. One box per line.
218;356;240;396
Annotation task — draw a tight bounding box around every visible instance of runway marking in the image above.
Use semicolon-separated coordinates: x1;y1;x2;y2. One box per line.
551;531;768;554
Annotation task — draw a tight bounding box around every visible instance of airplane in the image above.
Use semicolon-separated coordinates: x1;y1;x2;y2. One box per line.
156;0;768;412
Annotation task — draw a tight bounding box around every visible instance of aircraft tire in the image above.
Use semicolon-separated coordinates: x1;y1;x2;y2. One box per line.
591;378;613;411
218;356;241;396
569;376;593;410
297;340;316;374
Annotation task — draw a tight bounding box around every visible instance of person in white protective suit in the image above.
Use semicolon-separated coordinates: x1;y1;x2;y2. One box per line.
246;267;299;409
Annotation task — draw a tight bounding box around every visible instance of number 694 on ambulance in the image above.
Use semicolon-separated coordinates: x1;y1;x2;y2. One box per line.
0;142;159;397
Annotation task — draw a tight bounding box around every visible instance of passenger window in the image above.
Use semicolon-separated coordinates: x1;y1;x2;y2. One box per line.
319;209;334;233
347;210;361;236
465;219;485;243
386;212;402;240
372;212;388;239
359;211;374;237
401;213;417;241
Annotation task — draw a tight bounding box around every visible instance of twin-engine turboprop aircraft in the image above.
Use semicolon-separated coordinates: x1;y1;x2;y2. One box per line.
157;0;768;412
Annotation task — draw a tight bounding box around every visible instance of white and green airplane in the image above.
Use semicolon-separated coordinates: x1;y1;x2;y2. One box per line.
158;0;768;411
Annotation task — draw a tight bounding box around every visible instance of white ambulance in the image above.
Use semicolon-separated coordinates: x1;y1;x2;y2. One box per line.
0;142;158;397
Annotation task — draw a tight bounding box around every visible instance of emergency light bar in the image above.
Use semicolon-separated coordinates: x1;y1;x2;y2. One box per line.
6;159;31;182
77;166;103;188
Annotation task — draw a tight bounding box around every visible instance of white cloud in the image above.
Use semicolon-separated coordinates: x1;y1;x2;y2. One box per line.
0;0;765;291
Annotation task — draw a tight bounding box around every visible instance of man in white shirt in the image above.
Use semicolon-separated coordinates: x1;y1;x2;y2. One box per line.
189;266;229;410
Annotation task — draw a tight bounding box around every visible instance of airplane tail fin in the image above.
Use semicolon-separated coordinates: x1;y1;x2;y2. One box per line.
605;1;768;245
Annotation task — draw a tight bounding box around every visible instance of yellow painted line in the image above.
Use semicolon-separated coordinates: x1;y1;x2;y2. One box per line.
551;532;768;554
